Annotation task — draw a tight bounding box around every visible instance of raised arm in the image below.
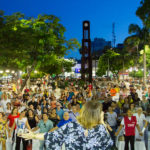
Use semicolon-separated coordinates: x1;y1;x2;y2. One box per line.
49;126;58;132
21;122;69;149
32;126;39;132
20;131;44;141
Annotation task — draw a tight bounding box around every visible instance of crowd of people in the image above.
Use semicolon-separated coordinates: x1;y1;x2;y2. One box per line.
0;78;150;150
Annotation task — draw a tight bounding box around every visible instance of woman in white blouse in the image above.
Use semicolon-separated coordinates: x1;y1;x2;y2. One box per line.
133;107;148;149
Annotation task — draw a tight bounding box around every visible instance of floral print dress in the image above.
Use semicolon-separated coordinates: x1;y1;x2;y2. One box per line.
0;120;7;140
44;122;113;150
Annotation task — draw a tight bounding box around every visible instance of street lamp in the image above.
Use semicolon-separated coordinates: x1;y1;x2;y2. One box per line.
5;70;10;84
6;70;10;73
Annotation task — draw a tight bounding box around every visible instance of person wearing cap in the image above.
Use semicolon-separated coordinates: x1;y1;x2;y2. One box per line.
56;102;64;120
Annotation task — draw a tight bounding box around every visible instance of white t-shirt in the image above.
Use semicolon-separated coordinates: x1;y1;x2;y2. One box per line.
54;88;61;100
133;113;146;128
136;89;143;100
0;99;11;112
5;109;11;114
37;109;41;116
146;116;150;123
18;106;26;113
15;117;27;134
125;82;130;89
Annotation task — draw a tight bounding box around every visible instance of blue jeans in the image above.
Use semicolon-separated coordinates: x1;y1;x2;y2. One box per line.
144;126;149;150
110;126;116;146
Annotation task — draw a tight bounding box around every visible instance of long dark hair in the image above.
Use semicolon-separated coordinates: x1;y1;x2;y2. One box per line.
27;109;35;118
11;107;18;115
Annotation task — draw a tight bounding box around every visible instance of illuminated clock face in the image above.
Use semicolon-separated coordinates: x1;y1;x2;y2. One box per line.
84;23;88;27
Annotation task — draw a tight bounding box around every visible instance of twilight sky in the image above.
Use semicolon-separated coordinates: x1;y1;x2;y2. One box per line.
1;0;143;59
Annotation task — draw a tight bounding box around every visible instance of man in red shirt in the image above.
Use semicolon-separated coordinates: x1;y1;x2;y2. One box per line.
115;109;143;150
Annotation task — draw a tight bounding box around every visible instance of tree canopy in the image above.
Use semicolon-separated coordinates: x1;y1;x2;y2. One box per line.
136;0;150;27
0;11;80;90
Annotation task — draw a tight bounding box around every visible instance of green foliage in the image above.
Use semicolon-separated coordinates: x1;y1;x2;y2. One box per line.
96;48;133;77
22;72;45;79
96;55;107;76
96;50;120;76
129;70;148;78
139;45;150;69
0;11;79;72
136;0;150;27
39;58;75;75
0;11;79;89
124;24;149;53
78;80;85;87
124;23;150;70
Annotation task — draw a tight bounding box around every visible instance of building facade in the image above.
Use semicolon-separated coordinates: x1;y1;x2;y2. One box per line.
91;38;111;54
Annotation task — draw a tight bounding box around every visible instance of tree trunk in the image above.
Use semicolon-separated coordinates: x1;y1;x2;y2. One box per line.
143;51;146;85
116;73;119;83
20;61;36;92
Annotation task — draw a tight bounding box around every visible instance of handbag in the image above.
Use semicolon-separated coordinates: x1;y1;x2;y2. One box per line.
118;135;124;141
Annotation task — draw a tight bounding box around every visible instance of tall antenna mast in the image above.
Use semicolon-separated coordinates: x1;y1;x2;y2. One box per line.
112;23;116;48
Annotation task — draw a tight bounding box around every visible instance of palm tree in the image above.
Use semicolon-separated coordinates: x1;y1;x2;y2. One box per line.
124;24;150;85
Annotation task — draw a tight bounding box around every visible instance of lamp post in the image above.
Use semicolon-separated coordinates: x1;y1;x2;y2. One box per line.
107;58;110;77
5;70;10;84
